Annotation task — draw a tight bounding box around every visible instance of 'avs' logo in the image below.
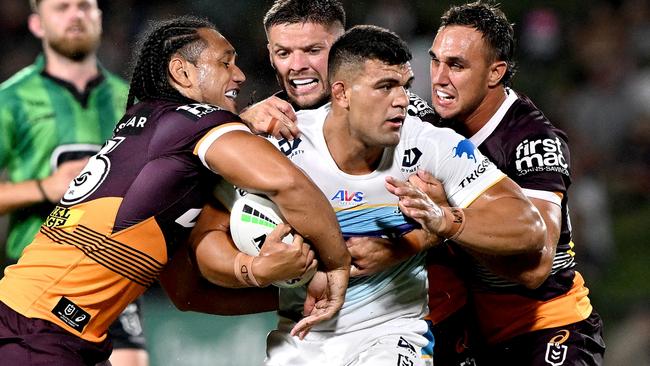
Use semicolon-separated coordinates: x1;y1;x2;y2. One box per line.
331;190;364;203
402;148;422;167
278;138;303;157
452;139;477;162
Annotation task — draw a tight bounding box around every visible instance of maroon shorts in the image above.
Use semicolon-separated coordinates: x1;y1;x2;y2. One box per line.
0;301;112;365
428;305;482;366
476;311;605;365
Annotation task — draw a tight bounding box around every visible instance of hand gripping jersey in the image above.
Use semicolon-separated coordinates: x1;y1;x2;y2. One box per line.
268;103;505;333
0;100;249;343
450;89;593;344
0;55;128;260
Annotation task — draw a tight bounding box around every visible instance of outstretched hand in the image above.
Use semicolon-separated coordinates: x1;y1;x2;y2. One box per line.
291;267;348;339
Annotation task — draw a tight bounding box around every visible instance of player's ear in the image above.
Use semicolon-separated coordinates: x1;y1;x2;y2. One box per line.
331;80;349;109
168;56;193;89
28;13;44;39
488;60;508;87
267;43;276;70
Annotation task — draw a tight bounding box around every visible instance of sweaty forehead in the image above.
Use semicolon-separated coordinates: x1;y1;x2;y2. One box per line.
432;25;486;56
199;28;235;56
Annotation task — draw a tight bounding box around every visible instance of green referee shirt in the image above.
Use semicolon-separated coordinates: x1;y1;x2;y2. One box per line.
0;54;128;260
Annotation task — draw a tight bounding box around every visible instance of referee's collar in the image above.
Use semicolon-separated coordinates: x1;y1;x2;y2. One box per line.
35;54;106;107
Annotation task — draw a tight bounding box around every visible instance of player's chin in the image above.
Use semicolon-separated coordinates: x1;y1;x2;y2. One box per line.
222;98;238;113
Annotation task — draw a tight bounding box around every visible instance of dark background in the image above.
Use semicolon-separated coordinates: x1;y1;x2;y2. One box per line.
0;1;648;365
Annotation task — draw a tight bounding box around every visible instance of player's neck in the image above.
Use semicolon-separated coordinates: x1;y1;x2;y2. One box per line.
43;48;99;93
463;86;507;136
323;112;383;175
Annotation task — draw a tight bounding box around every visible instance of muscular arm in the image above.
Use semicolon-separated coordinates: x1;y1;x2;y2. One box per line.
462;197;560;289
204;130;350;334
387;174;546;256
159;243;278;315
187;199;316;288
205;131;349;273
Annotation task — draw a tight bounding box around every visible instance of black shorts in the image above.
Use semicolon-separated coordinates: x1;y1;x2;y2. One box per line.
476;311;605;365
428;305;481;366
107;298;147;350
0;301;112;365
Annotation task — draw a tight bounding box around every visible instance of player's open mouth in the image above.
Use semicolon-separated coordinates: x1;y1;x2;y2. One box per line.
386;116;405;125
435;89;454;100
289;78;318;90
225;89;239;99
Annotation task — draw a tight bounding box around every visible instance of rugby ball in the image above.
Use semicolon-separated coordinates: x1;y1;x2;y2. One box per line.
229;191;316;288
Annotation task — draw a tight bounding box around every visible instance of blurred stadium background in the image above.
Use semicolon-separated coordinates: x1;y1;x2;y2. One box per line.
0;0;648;365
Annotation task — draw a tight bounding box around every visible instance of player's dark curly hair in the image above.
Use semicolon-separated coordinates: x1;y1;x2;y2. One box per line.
327;25;412;84
440;1;517;86
263;0;346;30
126;16;216;109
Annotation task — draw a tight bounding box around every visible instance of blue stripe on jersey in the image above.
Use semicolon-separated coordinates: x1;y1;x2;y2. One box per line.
336;206;417;238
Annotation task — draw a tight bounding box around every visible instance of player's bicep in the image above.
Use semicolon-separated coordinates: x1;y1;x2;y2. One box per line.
203;130;302;195
529;196;562;247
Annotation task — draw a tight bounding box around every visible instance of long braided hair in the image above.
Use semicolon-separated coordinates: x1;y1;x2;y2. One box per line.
126;16;217;109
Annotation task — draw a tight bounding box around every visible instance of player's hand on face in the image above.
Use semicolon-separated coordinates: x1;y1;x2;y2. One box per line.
385;175;446;236
347;236;410;277
256;223;317;284
291;267;348;340
239;96;299;139
42;158;90;202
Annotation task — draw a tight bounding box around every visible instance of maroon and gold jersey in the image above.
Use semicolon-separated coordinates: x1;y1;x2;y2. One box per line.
0;100;249;343
445;89;592;343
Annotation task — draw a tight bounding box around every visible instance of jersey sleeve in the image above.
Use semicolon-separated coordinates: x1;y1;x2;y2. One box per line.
151;103;251;173
405;121;505;208
507;127;571;205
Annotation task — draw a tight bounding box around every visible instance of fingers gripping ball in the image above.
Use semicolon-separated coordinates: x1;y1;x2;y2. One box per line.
229;192;316;288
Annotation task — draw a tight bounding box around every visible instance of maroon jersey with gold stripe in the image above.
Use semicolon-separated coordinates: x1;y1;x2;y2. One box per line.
0;100;248;342
439;89;592;343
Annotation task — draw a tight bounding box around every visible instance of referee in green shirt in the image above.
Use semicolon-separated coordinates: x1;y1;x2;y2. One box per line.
0;1;148;365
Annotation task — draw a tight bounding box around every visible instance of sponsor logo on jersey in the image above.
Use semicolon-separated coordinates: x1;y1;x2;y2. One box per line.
52;297;91;332
452;139;477;162
407;91;436;121
544;330;569;365
330;190;365;204
459;158;491;189
402;148;422;169
44;206;82;228
515;137;568;176
278;137;303;158
176;103;222;120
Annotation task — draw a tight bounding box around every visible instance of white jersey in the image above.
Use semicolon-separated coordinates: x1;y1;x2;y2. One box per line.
267;103;505;333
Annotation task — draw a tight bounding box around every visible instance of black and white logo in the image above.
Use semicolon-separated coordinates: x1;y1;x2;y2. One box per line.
402;148;422;168
52;297;91;333
176;103;222;120
278;138;303;157
515;137;568;176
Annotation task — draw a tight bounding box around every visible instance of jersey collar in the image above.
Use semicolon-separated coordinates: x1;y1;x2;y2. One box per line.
469;88;518;147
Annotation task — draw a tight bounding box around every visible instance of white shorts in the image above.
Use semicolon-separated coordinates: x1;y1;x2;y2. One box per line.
264;316;432;366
